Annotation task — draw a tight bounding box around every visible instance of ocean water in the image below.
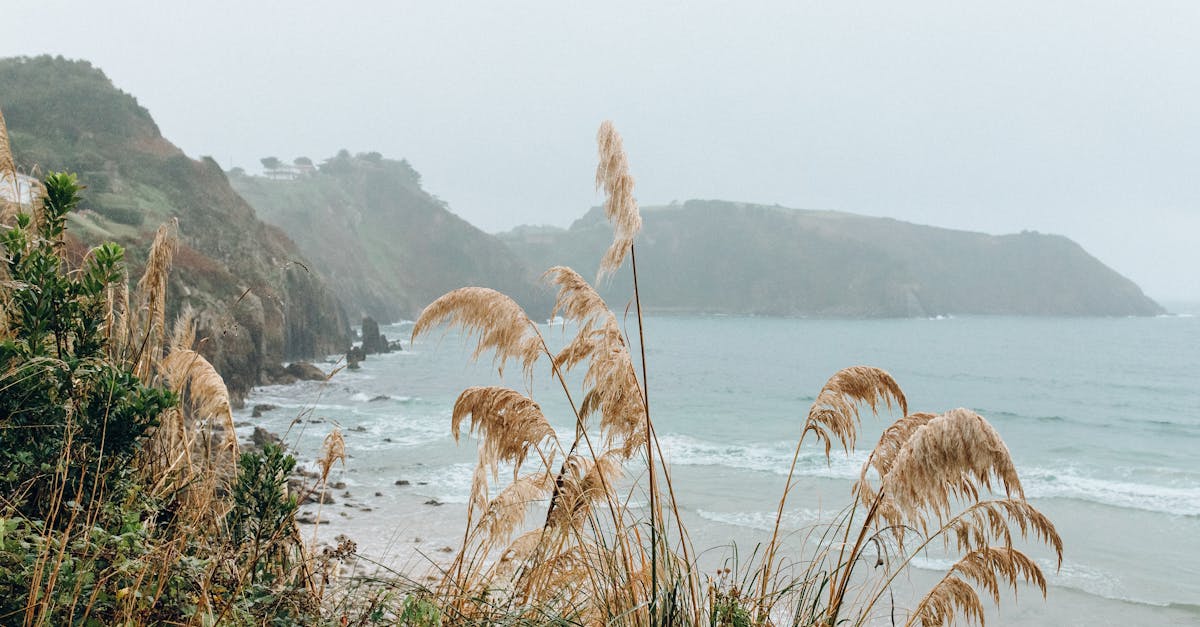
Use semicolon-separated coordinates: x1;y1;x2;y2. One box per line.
239;315;1200;625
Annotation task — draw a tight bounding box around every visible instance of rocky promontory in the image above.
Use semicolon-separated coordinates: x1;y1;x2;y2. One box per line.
0;56;351;401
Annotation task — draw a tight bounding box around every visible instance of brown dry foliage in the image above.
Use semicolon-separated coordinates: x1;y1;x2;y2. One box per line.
0;108;16;224
546;266;646;458
412;286;543;377
412;122;1062;627
804;365;908;455
452;386;556;481
881;408;1023;527
133;220;179;379
912;546;1046;627
594;120;642;281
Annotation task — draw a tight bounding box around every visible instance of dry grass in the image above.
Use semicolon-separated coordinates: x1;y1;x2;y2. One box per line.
1;113;1063;625
594;120;643;282
412;286;543;378
404;121;1062;626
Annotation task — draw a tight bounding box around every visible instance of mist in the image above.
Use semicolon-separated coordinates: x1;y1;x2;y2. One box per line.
2;0;1198;300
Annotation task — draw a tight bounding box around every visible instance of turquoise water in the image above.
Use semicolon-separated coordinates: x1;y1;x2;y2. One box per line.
241;315;1200;625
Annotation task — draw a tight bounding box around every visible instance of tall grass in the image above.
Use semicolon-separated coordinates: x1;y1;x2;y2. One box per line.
0;118;350;625
407;121;1062;626
0;109;1062;625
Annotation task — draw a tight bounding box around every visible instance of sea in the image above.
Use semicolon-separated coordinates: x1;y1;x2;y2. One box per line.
236;312;1200;625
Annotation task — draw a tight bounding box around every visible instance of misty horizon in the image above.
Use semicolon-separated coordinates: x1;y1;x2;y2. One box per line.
3;1;1198;301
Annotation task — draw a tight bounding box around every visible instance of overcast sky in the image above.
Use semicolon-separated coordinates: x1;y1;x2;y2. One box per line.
3;1;1198;300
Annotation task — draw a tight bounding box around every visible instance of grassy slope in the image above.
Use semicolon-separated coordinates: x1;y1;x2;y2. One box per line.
500;199;1163;317
0;55;350;399
231;155;551;322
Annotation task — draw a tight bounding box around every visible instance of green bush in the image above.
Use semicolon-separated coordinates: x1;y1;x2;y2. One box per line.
0;172;173;522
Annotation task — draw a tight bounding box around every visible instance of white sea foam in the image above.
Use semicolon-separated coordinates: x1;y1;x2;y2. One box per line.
1024;468;1200;517
658;434;869;480
696;508;827;532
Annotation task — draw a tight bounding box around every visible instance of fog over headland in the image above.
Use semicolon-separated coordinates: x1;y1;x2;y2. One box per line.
2;1;1197;301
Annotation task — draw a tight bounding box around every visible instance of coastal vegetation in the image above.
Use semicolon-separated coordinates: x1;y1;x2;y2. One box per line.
0;56;349;403
3;58;1065;624
0;155;338;623
405;122;1063;625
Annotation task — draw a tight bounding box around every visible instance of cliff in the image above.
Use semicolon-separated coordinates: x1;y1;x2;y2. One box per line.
0;56;350;401
499;200;1163;317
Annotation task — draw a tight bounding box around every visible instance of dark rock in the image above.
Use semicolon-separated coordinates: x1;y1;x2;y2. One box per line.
251;427;282;448
424;499;443;506
332;481;346;489
439;546;454;553
285;362;326;381
296;515;330;525
346;345;366;370
368;395;389;402
233;421;250;428
349;425;367;432
302;490;336;505
361;317;385;355
374;491;383;497
260;363;297;386
394;480;410;486
251;403;277;418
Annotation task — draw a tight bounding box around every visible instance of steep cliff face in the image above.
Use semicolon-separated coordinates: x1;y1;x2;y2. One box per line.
0;56;349;400
500;200;1163;317
230;154;550;322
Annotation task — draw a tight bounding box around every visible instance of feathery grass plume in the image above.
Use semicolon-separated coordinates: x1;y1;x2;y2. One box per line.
855;411;938;503
594;120;642;281
940;499;1063;563
577;318;647;458
880;408;1022;528
153;343;240;499
910;546;1045;627
169;304;198;351
412;287;543;378
452;386;556;481
0;108;16;223
134;220;179;379
760;366;908;603
546;452;624;532
545;266;647;457
804;365;908;456
475;471;555;547
318;428;346;484
544;266;609;335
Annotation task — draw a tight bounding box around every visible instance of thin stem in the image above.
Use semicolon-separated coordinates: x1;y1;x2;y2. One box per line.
629;244;658;625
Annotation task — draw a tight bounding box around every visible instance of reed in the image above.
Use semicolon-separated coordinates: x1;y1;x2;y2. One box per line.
407;121;1061;626
0;138;332;623
0;109;1062;624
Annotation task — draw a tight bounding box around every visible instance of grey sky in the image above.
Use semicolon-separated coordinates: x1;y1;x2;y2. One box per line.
3;1;1198;300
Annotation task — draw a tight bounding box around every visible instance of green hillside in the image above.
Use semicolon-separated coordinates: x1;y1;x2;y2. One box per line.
0;56;349;399
499;200;1163;317
230;154;550;322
